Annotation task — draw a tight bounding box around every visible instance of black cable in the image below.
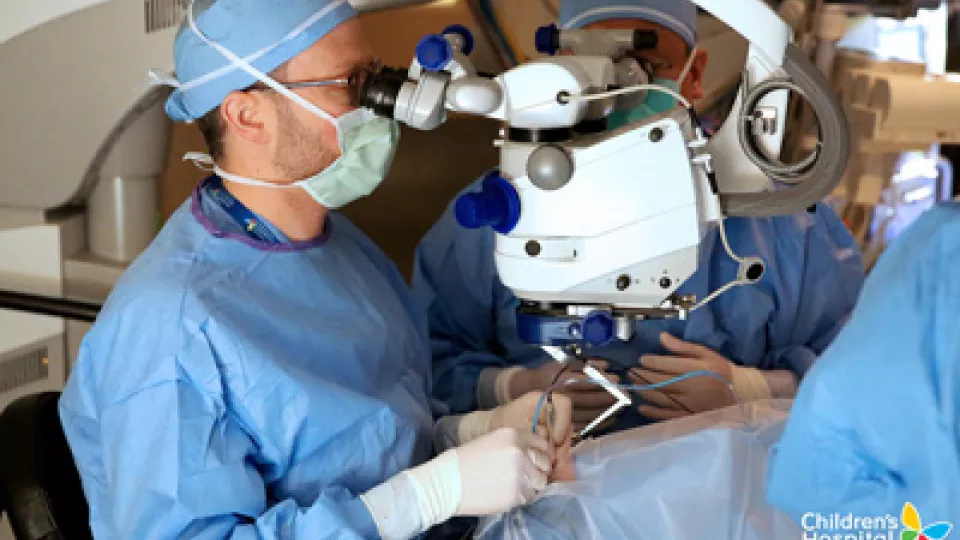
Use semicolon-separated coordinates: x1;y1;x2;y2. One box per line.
543;362;576;427
0;289;101;323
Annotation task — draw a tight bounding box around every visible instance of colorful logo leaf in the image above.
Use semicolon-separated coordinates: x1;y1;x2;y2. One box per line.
901;503;952;540
923;523;954;540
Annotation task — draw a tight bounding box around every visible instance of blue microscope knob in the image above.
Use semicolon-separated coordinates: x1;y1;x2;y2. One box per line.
535;23;561;55
442;24;475;55
582;311;615;347
416;34;453;71
454;171;521;234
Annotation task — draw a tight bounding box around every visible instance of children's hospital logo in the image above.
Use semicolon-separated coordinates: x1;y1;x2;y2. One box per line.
801;503;952;540
900;503;952;540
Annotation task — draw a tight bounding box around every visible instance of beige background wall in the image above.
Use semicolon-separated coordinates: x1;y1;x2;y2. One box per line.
159;2;502;280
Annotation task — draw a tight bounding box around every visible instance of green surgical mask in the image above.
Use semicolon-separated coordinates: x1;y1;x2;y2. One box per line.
607;78;682;131
193;102;400;210
291;107;400;209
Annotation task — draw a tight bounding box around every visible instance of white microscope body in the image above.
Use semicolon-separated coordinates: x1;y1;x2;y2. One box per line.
369;0;848;348
360;0;851;434
408;51;719;327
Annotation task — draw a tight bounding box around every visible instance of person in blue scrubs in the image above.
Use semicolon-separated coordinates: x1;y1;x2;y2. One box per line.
413;0;866;433
58;1;573;538
767;203;960;526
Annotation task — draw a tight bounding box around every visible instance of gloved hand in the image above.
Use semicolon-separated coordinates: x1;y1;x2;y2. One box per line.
433;391;572;459
453;393;576;488
492;391;565;436
489;394;577;484
361;428;554;539
629;333;765;420
457;392;573;447
455;428;554;516
506;360;621;431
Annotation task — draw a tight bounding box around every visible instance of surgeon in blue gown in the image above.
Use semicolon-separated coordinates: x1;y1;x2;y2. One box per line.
768;203;960;526
412;0;866;433
58;1;573;538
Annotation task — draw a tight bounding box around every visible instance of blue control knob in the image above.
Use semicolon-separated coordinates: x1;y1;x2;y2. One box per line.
535;23;561;55
582;311;615;347
443;24;475;55
455;171;521;234
416;34;453;71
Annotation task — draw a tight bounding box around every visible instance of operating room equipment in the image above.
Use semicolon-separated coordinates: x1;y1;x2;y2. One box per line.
0;0;180;427
776;1;959;267
414;197;864;434
359;0;851;437
529;368;741;438
831;45;960;268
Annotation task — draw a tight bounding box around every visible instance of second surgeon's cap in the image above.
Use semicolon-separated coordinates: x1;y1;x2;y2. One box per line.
559;0;697;47
163;0;357;122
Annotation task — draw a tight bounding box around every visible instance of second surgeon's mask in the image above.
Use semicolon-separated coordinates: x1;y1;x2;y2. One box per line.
607;49;698;131
181;4;400;209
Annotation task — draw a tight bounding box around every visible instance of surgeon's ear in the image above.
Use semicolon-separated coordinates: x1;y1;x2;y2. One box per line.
683;49;709;101
220;90;271;146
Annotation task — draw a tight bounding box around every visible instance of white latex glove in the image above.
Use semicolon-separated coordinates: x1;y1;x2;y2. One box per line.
629;333;772;420
455;427;553;515
361;428;553;539
457;392;573;447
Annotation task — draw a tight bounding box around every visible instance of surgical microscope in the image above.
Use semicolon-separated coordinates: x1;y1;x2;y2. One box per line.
354;0;851;435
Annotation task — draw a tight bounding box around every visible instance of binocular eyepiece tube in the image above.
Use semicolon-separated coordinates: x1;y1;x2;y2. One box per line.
357;65;410;119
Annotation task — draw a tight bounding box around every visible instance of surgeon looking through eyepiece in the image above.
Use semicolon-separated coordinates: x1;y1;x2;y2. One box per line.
58;1;574;539
413;0;866;434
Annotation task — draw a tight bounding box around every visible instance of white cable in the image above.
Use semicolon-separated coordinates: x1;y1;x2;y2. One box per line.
676;47;699;88
183;152;215;171
569;83;692;109
716;216;746;264
690;279;745;311
516;83;691;114
691;194;751;312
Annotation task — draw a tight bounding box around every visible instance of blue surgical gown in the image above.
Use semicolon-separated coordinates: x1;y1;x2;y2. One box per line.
768;203;960;523
413;179;865;431
59;178;436;539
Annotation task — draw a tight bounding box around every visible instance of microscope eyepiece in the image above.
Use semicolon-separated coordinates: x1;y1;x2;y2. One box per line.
632;30;658;50
357;65;409;119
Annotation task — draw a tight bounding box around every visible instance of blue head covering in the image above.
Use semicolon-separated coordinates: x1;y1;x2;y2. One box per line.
165;0;357;122
559;0;698;47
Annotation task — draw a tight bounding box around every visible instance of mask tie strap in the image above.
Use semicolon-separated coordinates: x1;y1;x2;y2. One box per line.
183;152;300;189
184;152;216;171
677;46;699;87
148;69;182;89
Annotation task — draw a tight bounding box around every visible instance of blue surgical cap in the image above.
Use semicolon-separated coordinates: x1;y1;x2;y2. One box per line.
165;0;357;122
559;0;698;47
